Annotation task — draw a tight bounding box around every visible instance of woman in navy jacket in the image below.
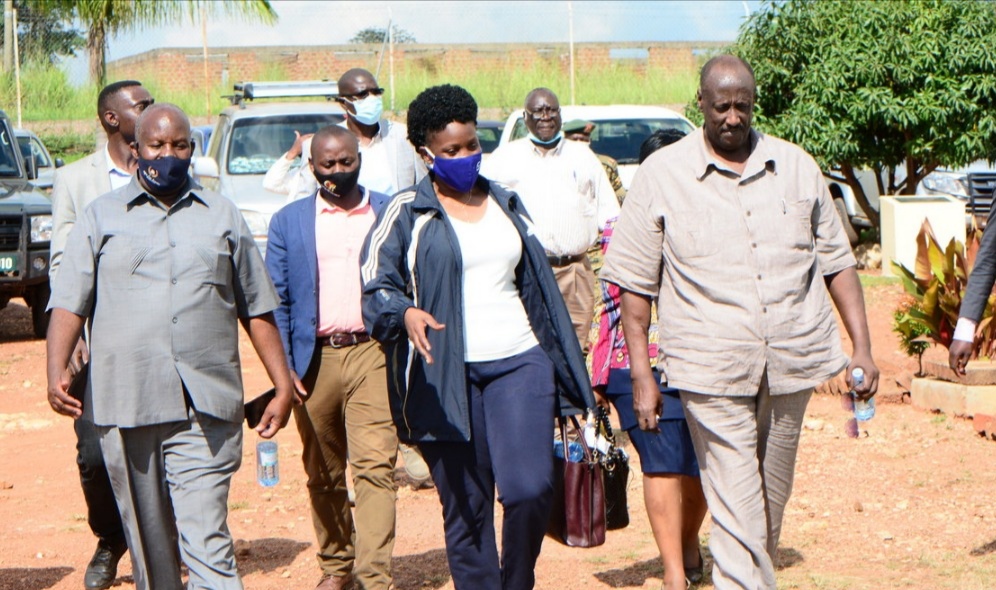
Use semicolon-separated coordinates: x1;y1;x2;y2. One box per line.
360;85;593;590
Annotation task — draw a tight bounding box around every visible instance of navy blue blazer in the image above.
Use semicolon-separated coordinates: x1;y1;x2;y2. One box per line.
266;188;392;377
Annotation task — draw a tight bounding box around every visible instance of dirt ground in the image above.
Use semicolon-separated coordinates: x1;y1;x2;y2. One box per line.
1;272;995;590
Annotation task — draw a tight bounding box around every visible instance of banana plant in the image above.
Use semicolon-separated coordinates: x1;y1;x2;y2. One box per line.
891;218;995;358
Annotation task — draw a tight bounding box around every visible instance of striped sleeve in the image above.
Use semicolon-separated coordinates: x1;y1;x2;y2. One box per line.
361;190;418;343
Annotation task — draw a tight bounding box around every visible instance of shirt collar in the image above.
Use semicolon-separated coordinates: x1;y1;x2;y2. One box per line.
104;143;131;178
316;186;371;215
123;175;206;210
528;136;566;157
694;128;777;181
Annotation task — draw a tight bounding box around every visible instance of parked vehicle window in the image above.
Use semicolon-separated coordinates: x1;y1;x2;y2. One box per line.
510;117;694;163
227;114;343;175
0;127;21;176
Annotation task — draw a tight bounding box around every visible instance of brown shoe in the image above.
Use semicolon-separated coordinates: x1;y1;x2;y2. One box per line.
315;572;355;590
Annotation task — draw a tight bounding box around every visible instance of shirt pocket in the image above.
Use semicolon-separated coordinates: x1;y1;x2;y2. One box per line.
666;208;738;259
784;197;816;250
100;238;153;290
195;246;233;287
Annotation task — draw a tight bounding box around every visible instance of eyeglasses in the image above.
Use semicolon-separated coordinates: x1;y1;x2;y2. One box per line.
525;107;560;120
337;87;385;102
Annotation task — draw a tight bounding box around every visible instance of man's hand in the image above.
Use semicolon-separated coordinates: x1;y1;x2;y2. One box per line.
68;336;89;375
47;367;81;418
404;307;445;365
949;339;972;376
285;131;314;160
254;385;295;439
847;351;880;401
290;370;308;403
632;371;662;433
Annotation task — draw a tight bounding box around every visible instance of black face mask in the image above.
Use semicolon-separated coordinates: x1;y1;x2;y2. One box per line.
314;168;360;199
137;155;191;196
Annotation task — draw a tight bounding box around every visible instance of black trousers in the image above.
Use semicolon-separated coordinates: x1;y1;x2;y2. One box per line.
75;417;126;547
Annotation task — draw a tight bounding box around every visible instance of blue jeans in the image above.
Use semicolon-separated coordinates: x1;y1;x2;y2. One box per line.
419;346;556;590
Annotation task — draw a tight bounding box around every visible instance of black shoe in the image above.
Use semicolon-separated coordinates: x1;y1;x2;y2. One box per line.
84;542;127;590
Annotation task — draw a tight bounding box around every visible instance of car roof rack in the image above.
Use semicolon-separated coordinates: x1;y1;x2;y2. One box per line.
224;80;339;107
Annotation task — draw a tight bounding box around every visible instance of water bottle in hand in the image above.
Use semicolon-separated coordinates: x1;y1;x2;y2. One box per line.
850;368;875;422
257;440;279;487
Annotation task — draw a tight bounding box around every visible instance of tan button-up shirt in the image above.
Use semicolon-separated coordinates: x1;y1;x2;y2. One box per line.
600;128;855;396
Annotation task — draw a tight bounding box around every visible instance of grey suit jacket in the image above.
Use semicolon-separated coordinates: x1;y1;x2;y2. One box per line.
961;207;996;322
50;149;112;278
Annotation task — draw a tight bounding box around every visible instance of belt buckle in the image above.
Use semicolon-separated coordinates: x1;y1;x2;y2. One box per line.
330;333;357;348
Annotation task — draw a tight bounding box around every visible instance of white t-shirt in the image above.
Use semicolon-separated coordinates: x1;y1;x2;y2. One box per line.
448;199;539;362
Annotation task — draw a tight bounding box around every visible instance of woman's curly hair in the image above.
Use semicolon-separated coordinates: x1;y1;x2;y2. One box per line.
406;84;478;149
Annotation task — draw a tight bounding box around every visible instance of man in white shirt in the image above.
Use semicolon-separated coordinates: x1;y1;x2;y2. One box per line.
483;88;619;352
262;68;426;202
48;79;155;590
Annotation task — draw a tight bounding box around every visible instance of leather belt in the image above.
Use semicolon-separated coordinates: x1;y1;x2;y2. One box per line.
547;253;585;267
319;332;371;348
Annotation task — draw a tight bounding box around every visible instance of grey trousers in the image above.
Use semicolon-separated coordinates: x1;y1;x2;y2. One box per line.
98;407;243;590
681;379;813;590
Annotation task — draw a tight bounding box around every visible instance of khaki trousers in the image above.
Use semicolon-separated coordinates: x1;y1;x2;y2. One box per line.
552;256;596;353
680;375;813;590
296;340;399;590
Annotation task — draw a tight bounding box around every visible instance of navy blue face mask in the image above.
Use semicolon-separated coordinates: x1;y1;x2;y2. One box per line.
427;149;482;194
137;155;191;195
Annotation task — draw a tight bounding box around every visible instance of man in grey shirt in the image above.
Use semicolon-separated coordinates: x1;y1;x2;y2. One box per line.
601;55;878;589
46;103;297;590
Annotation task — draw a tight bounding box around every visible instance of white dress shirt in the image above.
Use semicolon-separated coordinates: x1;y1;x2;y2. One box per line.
482;137;619;257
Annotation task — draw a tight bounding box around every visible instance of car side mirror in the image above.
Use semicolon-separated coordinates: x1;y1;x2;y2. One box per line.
54;158;64;168
24;154;37;180
192;156;220;179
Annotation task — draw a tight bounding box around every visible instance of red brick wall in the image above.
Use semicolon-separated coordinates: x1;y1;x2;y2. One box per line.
107;42;725;92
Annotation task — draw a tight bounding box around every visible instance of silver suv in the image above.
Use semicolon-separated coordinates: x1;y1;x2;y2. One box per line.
192;81;344;253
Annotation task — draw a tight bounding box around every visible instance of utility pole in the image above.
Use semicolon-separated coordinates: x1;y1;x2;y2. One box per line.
3;0;13;73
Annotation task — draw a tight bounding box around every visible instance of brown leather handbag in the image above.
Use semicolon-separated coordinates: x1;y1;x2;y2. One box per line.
547;415;606;548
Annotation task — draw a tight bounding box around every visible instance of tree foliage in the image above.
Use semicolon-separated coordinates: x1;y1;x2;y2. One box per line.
2;0;83;65
36;0;278;86
735;0;996;226
349;26;416;45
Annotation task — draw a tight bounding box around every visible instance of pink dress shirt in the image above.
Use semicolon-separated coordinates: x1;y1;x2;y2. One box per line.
316;190;375;335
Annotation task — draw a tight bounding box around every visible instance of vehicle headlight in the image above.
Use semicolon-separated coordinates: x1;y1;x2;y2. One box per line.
921;172;969;198
30;214;52;242
240;209;269;238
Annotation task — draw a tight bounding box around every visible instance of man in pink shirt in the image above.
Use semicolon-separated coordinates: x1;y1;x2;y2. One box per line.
265;126;397;590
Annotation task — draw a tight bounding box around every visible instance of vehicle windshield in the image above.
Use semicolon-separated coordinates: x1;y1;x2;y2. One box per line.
0;127;23;177
227;113;345;175
511;117;695;164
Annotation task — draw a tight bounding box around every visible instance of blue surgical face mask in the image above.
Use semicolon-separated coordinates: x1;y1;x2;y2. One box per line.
426;149;482;194
528;130;563;146
350;95;383;126
137;155;190;196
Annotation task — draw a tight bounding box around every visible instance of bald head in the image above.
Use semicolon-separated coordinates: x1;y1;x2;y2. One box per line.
311;125;359;161
135;103;190;145
699;55;756;96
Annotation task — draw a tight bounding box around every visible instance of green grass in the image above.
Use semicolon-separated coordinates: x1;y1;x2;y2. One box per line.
391;62;698;115
2;60;700;162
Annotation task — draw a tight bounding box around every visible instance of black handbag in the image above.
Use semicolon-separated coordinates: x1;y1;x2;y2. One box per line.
596;406;631;530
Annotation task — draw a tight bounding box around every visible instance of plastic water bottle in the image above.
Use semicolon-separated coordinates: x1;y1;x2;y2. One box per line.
553;440;585;462
256;440;279;487
851;368;875;421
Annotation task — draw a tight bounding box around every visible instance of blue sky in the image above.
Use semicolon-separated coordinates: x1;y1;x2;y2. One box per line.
104;1;762;60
